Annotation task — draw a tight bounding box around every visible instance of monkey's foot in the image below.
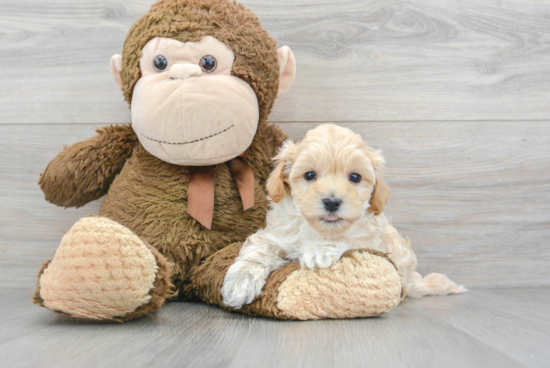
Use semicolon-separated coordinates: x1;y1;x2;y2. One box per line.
33;216;173;321
193;245;401;320
272;249;402;319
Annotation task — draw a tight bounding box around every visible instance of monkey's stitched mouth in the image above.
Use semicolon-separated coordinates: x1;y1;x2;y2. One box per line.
141;124;234;145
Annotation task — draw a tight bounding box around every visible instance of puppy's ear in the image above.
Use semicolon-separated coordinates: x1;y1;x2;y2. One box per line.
266;161;286;203
370;171;391;215
266;140;297;203
369;151;391;215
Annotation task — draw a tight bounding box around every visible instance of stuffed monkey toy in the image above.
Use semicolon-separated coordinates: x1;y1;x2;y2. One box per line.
33;0;402;321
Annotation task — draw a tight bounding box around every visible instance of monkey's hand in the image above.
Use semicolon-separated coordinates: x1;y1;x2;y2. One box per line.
39;124;138;208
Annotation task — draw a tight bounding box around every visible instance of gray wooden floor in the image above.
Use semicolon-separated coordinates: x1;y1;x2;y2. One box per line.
0;288;548;368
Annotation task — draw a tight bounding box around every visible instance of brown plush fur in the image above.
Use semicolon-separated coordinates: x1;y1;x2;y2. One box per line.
39;125;138;208
32;260;51;308
98;123;286;297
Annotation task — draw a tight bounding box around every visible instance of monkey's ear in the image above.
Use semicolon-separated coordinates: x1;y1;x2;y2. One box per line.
110;54;123;90
276;46;296;97
266;140;297;202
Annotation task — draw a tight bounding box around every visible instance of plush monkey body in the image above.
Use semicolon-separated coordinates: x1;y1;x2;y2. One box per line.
99;124;285;296
33;0;402;321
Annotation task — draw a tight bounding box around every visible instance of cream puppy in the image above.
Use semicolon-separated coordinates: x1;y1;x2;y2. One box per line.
221;124;465;309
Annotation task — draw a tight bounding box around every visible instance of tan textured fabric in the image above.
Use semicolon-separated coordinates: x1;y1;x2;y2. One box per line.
38;217;160;320
277;250;402;320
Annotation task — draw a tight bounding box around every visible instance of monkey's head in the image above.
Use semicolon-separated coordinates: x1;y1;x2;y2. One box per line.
110;0;295;166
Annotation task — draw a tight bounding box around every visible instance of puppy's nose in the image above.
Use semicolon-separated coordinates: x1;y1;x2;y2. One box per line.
322;198;342;212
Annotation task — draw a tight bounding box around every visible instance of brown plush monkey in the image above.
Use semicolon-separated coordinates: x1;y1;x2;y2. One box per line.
33;0;401;321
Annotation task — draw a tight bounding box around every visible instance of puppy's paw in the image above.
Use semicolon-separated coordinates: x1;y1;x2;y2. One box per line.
300;247;346;270
221;263;267;309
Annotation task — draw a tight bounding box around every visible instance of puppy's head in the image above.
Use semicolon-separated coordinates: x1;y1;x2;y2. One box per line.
267;124;390;233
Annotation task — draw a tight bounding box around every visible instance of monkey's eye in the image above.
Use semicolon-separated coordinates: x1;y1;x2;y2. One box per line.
200;55;217;72
349;173;362;183
153;55;168;72
304;172;317;181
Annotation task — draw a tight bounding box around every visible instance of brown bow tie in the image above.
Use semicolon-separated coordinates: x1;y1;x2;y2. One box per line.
187;153;255;229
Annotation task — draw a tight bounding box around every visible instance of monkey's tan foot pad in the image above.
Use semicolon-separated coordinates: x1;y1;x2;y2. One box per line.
275;250;402;320
33;216;173;322
239;249;401;320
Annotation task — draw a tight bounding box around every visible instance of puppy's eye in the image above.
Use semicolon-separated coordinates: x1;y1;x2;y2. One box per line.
200;55;217;72
304;172;317;181
349;173;362;183
153;55;168;72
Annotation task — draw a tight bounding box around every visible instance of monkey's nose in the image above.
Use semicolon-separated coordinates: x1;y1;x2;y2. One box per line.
169;64;202;79
322;198;342;212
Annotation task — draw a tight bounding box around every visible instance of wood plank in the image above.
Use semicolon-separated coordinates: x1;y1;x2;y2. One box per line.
1;0;550;124
430;289;550;368
1;122;549;290
1;289;548;368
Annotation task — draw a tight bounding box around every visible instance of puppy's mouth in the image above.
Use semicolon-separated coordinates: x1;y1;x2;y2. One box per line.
321;215;342;223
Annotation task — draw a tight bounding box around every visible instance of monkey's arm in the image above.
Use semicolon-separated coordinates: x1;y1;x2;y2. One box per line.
39;124;138;208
